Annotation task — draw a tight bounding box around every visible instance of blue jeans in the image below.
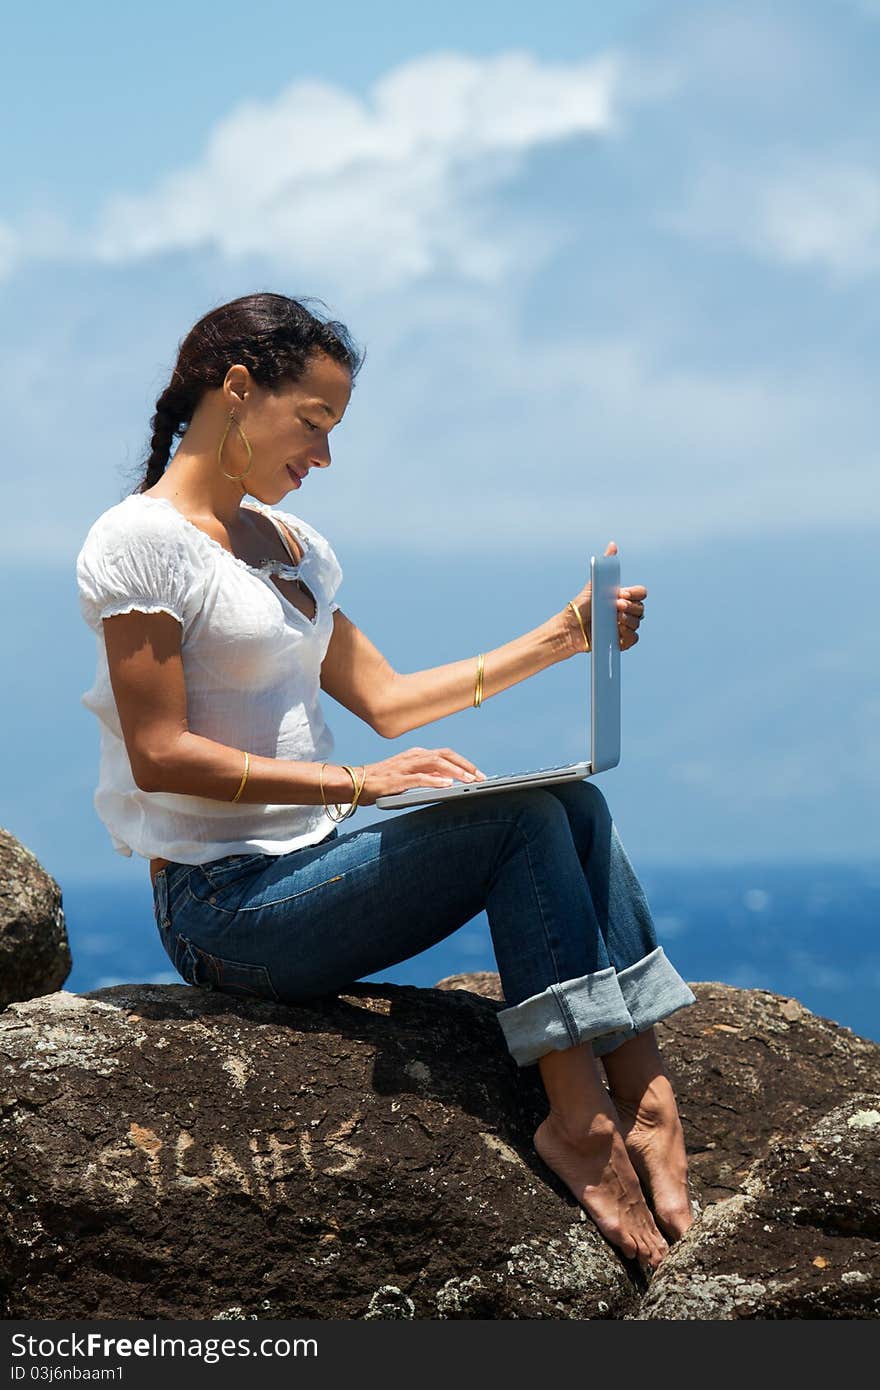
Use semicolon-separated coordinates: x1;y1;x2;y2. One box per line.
152;782;696;1068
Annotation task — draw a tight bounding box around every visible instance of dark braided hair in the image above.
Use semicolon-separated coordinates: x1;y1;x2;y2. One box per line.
127;292;365;495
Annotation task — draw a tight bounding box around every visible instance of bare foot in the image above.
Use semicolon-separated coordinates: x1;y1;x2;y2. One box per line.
533;1111;670;1271
610;1074;694;1243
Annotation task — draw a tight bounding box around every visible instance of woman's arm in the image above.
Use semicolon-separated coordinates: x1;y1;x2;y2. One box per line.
102;609;360;804
320;606;585;740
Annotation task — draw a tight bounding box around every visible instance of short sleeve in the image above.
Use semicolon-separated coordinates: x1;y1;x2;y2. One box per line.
317;532;343;613
281;513;343;614
76;502;203;637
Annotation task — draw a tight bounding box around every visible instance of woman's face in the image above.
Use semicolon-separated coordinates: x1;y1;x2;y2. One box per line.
228;353;352;503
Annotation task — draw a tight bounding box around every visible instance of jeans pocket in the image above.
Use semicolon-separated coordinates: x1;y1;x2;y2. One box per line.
173;932;280;1004
193;853;269;896
153;871;171;931
154;863;198;929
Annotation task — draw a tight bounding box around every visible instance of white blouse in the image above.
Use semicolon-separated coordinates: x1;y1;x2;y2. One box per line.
76;493;347;864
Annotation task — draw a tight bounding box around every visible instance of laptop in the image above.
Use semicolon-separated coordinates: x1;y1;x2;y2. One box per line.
374;551;621;810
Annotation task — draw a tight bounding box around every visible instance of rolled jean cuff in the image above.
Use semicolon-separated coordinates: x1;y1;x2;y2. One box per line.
591;946;698;1058
495;965;634;1068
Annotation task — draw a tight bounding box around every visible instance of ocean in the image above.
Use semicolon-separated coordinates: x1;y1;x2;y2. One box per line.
59;860;879;1046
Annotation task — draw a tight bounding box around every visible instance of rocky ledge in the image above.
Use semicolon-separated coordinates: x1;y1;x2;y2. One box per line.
1;973;878;1319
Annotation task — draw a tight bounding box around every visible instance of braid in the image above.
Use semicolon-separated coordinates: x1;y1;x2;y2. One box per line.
139;380;193;492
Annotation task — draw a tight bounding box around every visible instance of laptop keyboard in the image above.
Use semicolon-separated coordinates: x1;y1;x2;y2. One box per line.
477;762;578;784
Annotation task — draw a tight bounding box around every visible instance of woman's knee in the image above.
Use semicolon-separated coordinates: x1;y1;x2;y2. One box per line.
481;786;573;837
545;778;612;838
487;782;607;818
573;779;610;816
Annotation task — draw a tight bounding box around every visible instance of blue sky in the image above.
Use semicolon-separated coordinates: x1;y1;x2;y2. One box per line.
1;0;877;886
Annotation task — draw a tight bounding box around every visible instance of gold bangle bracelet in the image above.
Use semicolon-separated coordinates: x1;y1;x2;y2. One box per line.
320;762;346;821
568;600;591;653
320;762;365;822
231;749;250;802
340;764;362;818
346;763;366;812
474;652;485;708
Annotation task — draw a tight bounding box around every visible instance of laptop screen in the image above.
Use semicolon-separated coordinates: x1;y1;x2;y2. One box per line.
589;552;622;773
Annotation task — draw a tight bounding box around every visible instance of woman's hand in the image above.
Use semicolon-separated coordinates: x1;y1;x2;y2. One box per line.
357;747;487;806
564;540;648;654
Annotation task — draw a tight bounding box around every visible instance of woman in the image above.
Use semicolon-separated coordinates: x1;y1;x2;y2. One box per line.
76;291;697;1276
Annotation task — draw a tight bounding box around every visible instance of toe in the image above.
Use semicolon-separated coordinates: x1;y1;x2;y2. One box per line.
656;1201;694;1241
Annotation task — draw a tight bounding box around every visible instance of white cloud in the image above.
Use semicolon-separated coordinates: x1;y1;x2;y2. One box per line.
654;913;689;939
76;932;116;954
786;949;850;992
458;932;490;958
743;889;771;912
6;50;631;295
668;156;880;280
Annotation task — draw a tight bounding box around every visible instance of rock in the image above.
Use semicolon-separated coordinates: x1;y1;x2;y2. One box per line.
635;1097;880;1319
0;972;877;1319
0;828;71;1009
434;970;504;1002
0;983;634;1320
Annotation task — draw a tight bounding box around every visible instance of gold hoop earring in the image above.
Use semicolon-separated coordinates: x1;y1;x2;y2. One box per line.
218;410;254;483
